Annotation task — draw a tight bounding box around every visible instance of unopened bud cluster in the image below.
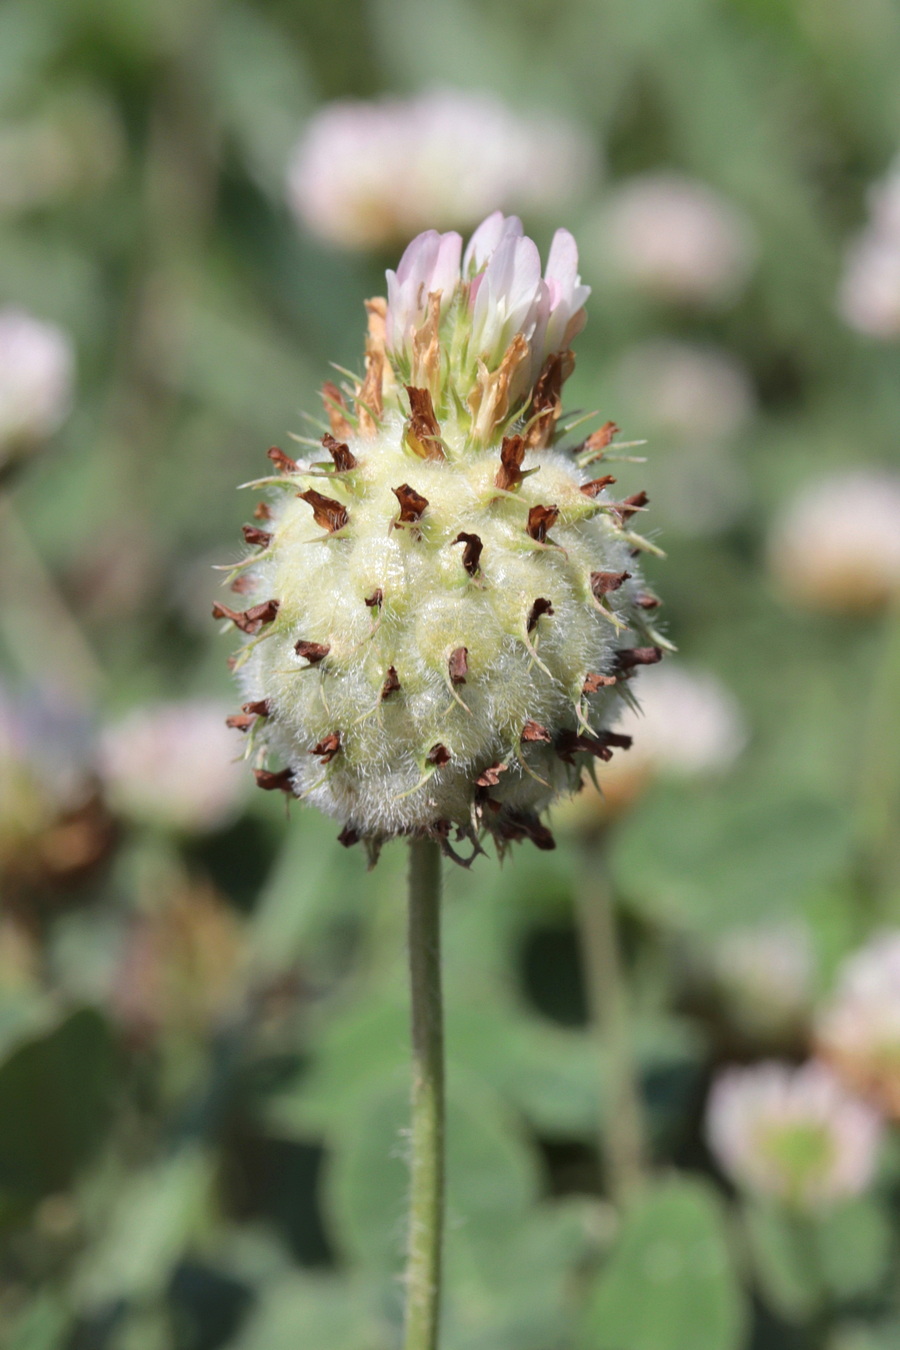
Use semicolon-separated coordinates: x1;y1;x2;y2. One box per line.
215;213;667;858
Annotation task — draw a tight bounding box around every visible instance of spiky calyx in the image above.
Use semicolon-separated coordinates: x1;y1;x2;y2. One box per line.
215;215;668;860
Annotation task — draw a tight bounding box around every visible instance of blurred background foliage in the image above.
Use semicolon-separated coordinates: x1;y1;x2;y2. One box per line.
2;0;900;1347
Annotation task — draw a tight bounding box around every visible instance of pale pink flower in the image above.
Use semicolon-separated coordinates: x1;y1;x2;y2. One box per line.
706;1061;883;1208
0;308;74;459
616;341;755;444
99;700;246;833
713;923;814;1039
593;172;756;306
286;89;595;251
838;159;900;339
611;664;747;779
385;229;463;353
768;469;900;611
816;932;900;1118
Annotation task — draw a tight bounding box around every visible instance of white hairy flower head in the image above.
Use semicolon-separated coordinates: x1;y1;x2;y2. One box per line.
706;1060;883;1210
214;215;668;859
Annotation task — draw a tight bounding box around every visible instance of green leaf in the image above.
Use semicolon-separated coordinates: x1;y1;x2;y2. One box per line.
0;1007;116;1201
229;1272;392;1350
323;1072;539;1274
580;1176;746;1350
610;781;853;936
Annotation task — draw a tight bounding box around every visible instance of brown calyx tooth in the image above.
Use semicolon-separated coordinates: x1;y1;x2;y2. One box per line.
405;386;445;461
365;588;384;609
322;432;358;473
576;421;619;462
521;720;552;743
526;504;559;543
475;762;507;788
452;532;483;576
226;712;255;731
393;483;429;525
310;732;341;764
495;435;526;491
243;699;271;716
299;489;349;533
321;380;354;439
254;501;272;521
526;597;554;633
294;639;330;665
615;646;662;672
426;743;451;767
580;475;617;498
242;524;272;548
337;823;360;848
635;591;661;610
212;599;280;634
448;647;468;685
381;666;401;698
583;672;617;694
590;570;631;599
254;767;294;793
267;446;297;473
612;491;649;525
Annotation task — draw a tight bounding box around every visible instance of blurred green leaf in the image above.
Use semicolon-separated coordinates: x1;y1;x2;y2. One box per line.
230;1271;392;1350
0;1006;115;1201
579;1176;746;1350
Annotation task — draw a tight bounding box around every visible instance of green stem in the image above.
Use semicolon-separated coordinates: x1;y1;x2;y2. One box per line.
404;837;445;1350
576;837;646;1207
854;596;900;912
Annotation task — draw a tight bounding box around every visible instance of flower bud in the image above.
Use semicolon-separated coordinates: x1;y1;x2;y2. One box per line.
217;216;668;857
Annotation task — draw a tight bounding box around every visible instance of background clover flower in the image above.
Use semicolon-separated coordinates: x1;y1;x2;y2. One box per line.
216;214;667;859
768;469;900;612
816;932;900;1118
286;90;595;250
705;1060;883;1209
838;156;900;339
0;308;74;470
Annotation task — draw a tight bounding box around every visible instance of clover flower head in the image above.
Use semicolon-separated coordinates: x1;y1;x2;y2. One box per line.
593;172;756;307
706;1060;883;1209
713;922;814;1039
0;308;74;467
99;700;246;834
214;215;669;860
816;932;900;1119
838;156;900;339
768;468;900;611
286;89;595;250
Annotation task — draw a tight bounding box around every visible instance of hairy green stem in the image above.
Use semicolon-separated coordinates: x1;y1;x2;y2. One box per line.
577;837;646;1206
404;837;445;1350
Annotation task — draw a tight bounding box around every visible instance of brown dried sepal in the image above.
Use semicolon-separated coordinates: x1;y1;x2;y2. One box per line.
526;597;554;632
495;435;526;491
254;501;272;521
338;824;360;848
615;646;663;672
381;666;400;698
299;488;349;533
322;432;357;473
243;700;271;717
311;732;341;764
321;381;354;439
230;574;256;595
495;810;556;851
580;475;617;498
577;421;620;461
212;599;280;634
583;672;617;694
357;341;384;436
556;729;633;765
254;767;294;793
452;532;483;577
294;639;330;665
448;647;468;685
242;524;272;548
590;570;630;599
226;712;255;731
475;762;507;788
405;386;445;461
612;491;649;525
524;350;575;450
636;591;661;610
365;588;384;609
267;446;297;474
526;504;559;544
393;483;429;525
521;720;552;743
426;744;451;767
